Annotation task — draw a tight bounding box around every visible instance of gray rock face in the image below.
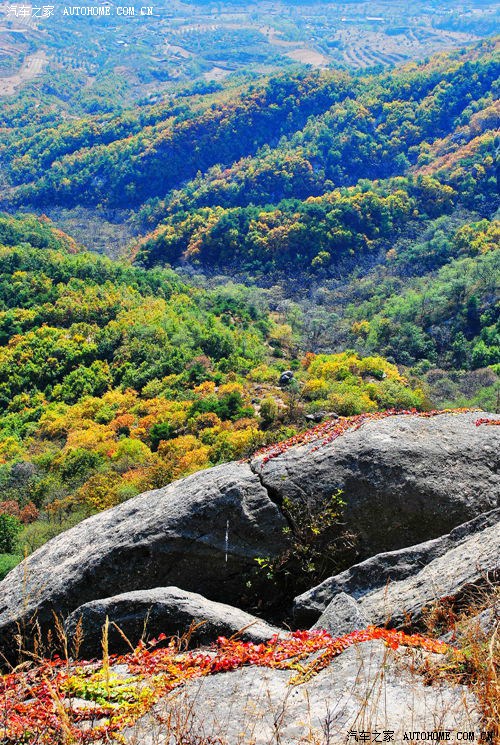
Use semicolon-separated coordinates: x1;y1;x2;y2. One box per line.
441;600;499;643
124;641;479;744
252;411;500;556
311;592;368;636
297;509;499;631
65;587;281;658
279;370;294;386
468;602;499;637
0;411;498;661
294;507;500;625
0;462;288;655
358;519;500;628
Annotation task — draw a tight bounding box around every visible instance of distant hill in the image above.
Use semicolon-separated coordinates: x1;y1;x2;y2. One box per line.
2;40;498;221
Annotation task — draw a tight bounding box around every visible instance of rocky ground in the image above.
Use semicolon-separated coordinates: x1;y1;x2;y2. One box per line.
123;640;480;745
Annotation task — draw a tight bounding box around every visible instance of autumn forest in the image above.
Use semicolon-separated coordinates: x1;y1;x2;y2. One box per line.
0;35;498;578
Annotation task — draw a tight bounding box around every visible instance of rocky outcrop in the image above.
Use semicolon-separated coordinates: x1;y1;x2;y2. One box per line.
65;587;281;658
441;599;500;643
358;519;499;628
295;507;500;625
123;641;480;744
252;411;499;555
0;411;498;660
0;462;288;655
311;592;369;636
299;508;500;630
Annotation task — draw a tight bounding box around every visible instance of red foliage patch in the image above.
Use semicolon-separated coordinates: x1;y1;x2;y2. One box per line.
0;627;453;744
253;408;475;464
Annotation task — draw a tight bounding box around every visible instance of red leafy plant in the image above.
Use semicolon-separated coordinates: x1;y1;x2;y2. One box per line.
253;408;477;464
1;627;453;744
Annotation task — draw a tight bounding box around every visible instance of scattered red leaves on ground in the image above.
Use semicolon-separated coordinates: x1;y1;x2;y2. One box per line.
0;627;453;744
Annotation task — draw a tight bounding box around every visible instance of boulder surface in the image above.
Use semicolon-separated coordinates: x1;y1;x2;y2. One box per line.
295;507;500;625
252;411;499;556
122;641;480;744
310;591;369;636
0;411;498;659
0;462;288;655
357;518;500;628
65;587;282;658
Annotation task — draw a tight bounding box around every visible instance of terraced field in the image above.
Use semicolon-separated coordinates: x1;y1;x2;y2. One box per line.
0;51;47;96
336;25;479;68
0;0;497;98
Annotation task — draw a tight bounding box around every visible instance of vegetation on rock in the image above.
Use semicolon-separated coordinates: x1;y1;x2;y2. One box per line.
0;625;452;744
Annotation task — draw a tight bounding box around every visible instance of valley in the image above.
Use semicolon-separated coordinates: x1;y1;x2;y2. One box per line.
0;37;497;574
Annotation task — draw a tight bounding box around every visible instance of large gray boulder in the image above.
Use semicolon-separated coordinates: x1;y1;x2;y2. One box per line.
0;462;288;656
358;519;499;628
65;587;281;658
295;507;500;625
299;508;500;631
123;641;479;744
251;411;499;556
1;411;498;660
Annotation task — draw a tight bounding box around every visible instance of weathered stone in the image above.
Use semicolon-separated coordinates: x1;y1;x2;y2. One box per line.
252;411;499;556
468;602;499;637
279;370;295;385
123;641;480;744
305;410;339;423
311;592;369;636
66;587;281;658
441;600;499;643
0;462;288;657
294;507;500;625
1;411;498;663
357;519;500;628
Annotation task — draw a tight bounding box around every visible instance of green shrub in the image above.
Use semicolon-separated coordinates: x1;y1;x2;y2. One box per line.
254;490;359;611
19;512;87;555
0;514;22;553
0;553;22;580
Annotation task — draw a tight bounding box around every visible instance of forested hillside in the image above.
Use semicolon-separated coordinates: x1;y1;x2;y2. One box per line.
0;39;498;576
1;4;500;738
0;214;427;577
130;43;498;273
1;40;497;217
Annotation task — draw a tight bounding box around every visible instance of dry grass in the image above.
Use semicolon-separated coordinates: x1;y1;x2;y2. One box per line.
420;586;499;743
1;578;498;744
